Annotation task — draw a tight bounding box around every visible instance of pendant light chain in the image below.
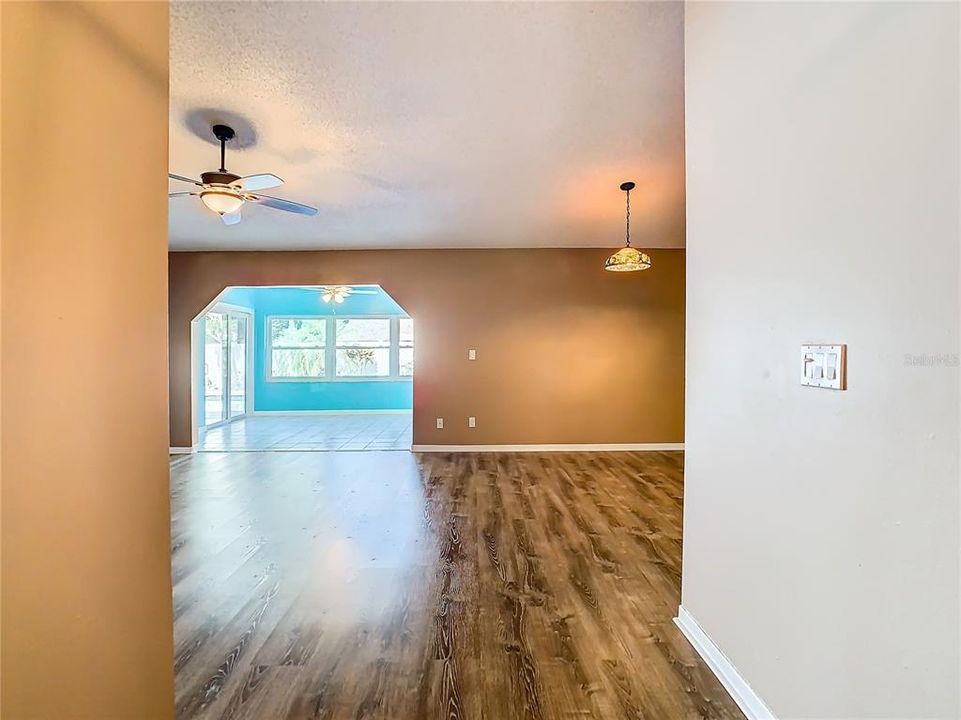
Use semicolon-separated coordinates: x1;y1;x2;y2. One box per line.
625;187;631;248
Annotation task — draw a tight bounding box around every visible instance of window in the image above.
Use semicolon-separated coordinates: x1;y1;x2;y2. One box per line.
335;318;390;377
268;318;326;379
399;318;414;376
266;315;413;381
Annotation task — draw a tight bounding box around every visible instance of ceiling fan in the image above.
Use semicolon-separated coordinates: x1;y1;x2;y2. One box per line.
169;124;318;226
296;285;379;304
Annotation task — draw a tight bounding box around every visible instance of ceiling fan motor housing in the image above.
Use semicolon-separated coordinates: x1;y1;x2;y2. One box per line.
201;171;241;186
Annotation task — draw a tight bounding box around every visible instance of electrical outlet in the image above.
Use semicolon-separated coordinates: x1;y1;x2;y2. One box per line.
436;418;444;429
468;416;476;428
468;349;477;361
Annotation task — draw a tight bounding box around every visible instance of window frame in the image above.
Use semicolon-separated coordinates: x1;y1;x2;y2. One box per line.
265;314;413;383
333;316;393;380
265;315;330;382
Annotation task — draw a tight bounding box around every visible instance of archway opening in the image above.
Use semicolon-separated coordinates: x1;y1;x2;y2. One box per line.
188;284;413;451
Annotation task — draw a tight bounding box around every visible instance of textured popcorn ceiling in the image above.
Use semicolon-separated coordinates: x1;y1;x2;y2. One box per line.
169;2;685;250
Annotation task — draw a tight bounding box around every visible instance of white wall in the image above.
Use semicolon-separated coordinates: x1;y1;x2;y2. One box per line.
683;2;960;718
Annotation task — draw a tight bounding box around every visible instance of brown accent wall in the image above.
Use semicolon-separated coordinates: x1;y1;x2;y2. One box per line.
169;249;685;447
1;3;174;718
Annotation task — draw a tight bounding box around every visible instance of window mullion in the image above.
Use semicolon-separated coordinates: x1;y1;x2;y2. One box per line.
326;316;336;379
389;317;399;378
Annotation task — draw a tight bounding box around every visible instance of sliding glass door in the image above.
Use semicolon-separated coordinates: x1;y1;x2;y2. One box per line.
203;308;250;429
228;314;247;418
204;312;227;425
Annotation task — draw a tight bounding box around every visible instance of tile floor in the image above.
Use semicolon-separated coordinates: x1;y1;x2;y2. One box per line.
197;413;413;452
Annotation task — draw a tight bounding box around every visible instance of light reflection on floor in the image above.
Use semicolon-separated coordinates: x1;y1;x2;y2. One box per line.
198;412;413;452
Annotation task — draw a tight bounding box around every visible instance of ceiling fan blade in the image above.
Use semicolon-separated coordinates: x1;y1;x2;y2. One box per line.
237;173;284;191
248;194;318;216
169;173;202;186
297;286;377;294
168;191;196;198
222;211;242;226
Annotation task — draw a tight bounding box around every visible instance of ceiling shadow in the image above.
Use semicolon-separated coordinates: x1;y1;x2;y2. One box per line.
183;107;258;150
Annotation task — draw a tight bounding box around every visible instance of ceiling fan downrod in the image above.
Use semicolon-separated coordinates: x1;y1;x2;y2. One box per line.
212;124;235;173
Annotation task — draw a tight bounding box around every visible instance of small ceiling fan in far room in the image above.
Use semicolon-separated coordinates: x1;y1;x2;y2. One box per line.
294;286;379;304
168;124;318;226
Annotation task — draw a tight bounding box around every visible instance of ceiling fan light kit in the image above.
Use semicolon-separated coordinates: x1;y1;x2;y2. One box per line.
200;189;244;215
321;286;349;304
302;285;380;304
168;124;318;226
604;181;652;272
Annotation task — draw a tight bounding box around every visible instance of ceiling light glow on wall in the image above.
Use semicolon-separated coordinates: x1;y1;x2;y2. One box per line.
605;181;651;272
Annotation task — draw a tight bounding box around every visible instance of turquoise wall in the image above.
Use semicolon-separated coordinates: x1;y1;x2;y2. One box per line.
206;286;412;414
220;286;260;310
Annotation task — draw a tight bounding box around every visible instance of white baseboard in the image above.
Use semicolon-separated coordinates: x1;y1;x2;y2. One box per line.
674;606;775;720
169;446;195;455
252;409;412;416
411;443;683;452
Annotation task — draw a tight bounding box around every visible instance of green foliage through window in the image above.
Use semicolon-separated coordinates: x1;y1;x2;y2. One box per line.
267;316;412;380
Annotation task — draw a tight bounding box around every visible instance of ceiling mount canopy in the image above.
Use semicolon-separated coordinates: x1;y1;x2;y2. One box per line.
604;181;652;273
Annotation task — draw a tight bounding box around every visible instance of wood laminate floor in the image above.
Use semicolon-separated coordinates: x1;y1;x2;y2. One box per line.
171;450;743;720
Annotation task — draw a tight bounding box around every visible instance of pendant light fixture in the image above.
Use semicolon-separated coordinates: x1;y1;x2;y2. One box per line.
604;181;651;272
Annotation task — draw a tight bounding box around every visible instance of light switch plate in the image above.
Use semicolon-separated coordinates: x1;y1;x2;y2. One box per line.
468;349;477;361
468;416;476;428
801;344;847;390
436;418;444;429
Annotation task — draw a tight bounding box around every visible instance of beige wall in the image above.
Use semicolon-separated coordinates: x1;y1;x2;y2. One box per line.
169;249;685;448
683;2;959;718
1;3;173;718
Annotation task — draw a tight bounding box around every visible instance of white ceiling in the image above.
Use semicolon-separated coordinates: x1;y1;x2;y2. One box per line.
169;2;685;251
